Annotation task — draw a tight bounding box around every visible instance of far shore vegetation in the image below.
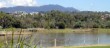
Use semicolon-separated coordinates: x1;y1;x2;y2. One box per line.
0;11;110;30
0;10;110;33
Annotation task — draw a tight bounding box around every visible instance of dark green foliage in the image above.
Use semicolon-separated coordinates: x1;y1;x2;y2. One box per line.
74;21;83;28
0;11;110;29
0;12;15;28
56;22;66;29
105;21;110;28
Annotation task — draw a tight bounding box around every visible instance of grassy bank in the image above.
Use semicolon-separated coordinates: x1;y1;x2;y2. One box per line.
1;28;110;33
64;46;110;48
49;45;110;48
97;28;110;33
37;28;110;33
50;44;110;48
37;28;93;33
80;46;110;48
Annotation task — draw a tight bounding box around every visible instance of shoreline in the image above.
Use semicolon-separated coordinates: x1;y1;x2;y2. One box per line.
0;28;110;35
0;31;32;36
49;44;110;48
36;28;110;33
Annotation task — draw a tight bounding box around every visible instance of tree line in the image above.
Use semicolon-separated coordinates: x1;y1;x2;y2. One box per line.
0;10;110;29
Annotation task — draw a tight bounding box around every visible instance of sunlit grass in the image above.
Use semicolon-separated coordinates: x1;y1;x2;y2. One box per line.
0;28;38;48
2;28;110;33
37;28;93;33
80;46;110;48
64;46;110;48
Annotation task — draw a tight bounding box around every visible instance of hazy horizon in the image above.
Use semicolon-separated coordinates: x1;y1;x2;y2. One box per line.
0;0;110;12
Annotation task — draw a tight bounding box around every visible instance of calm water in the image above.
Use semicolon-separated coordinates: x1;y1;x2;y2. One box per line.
1;32;110;47
27;32;110;47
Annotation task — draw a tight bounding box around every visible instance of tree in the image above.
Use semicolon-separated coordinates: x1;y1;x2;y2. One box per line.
74;21;83;28
0;13;15;28
105;21;110;28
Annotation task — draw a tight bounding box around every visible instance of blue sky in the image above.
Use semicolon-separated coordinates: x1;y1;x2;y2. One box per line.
0;0;110;11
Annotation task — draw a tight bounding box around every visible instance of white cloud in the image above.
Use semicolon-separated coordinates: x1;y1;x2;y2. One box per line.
0;0;37;8
10;0;37;6
0;2;6;8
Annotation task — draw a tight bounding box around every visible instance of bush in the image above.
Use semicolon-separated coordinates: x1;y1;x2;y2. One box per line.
74;21;82;28
0;26;2;29
56;22;66;29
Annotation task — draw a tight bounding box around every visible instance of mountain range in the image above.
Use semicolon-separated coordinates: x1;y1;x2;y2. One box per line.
0;4;78;13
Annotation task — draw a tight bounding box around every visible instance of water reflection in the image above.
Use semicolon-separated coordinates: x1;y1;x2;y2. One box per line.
32;33;110;47
1;32;110;47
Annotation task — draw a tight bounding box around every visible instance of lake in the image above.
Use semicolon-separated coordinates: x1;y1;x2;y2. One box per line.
1;32;110;47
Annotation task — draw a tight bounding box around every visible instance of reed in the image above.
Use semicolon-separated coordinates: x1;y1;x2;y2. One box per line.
0;28;38;48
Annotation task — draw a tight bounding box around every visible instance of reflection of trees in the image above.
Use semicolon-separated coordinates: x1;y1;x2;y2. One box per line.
64;33;100;46
85;34;99;45
38;33;65;47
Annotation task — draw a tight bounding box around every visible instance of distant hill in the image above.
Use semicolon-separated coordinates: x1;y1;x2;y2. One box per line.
0;5;78;13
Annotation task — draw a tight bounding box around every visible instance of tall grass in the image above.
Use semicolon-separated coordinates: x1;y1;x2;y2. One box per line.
0;28;38;48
